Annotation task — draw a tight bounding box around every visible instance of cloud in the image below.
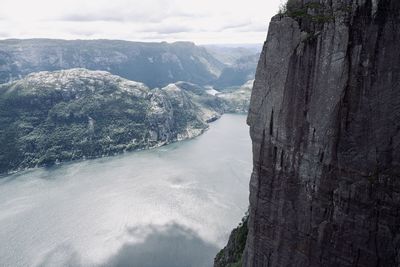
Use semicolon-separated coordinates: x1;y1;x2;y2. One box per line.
0;0;282;44
219;21;253;31
58;10;199;23
0;32;10;37
53;0;204;24
154;25;193;34
60;14;124;22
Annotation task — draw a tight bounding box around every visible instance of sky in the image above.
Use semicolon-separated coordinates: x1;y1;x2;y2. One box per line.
0;0;283;44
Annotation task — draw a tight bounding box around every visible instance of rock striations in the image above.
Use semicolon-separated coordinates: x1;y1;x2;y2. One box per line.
218;0;400;266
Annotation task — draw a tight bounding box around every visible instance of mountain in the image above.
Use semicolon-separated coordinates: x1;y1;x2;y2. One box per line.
217;79;253;113
0;39;225;88
0;68;225;174
202;45;261;66
212;54;260;90
0;67;253;174
202;44;261;89
217;0;400;266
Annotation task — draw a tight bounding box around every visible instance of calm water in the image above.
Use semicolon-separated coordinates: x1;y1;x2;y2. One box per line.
0;114;251;267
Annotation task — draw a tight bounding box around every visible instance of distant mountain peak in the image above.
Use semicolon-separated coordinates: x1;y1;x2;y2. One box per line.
0;39;225;88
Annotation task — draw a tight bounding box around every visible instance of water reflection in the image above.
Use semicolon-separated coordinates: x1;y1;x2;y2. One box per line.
104;224;219;267
0;115;251;267
38;224;219;267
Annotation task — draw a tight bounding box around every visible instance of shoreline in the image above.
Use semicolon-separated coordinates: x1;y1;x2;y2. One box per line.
0;113;248;178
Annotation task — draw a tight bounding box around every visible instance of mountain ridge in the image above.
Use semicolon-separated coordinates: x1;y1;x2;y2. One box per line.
0;68;252;175
0;39;225;88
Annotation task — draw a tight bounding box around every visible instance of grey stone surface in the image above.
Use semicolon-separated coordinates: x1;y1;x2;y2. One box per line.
243;0;400;266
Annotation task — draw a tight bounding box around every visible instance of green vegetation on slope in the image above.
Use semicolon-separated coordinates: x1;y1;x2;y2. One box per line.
0;69;213;174
214;214;249;267
278;0;351;23
0;69;253;174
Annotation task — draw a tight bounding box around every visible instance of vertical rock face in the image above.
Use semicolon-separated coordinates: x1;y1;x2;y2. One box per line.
245;0;400;266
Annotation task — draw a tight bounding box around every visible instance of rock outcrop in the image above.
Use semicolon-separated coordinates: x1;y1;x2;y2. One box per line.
0;67;254;175
228;0;400;266
0;69;221;174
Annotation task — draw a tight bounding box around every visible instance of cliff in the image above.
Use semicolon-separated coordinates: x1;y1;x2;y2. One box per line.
219;0;400;266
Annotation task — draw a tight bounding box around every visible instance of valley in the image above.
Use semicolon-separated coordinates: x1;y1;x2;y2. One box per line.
0;41;259;175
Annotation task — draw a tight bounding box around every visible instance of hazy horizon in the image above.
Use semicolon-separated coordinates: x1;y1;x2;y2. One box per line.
0;0;283;44
0;37;263;47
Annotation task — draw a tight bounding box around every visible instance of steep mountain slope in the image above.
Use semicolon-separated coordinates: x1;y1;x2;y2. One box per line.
217;79;253;113
0;39;224;88
0;69;221;174
213;54;260;90
203;45;261;66
218;0;400;266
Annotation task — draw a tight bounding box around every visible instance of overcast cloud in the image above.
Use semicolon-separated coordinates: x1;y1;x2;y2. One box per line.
0;0;283;44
